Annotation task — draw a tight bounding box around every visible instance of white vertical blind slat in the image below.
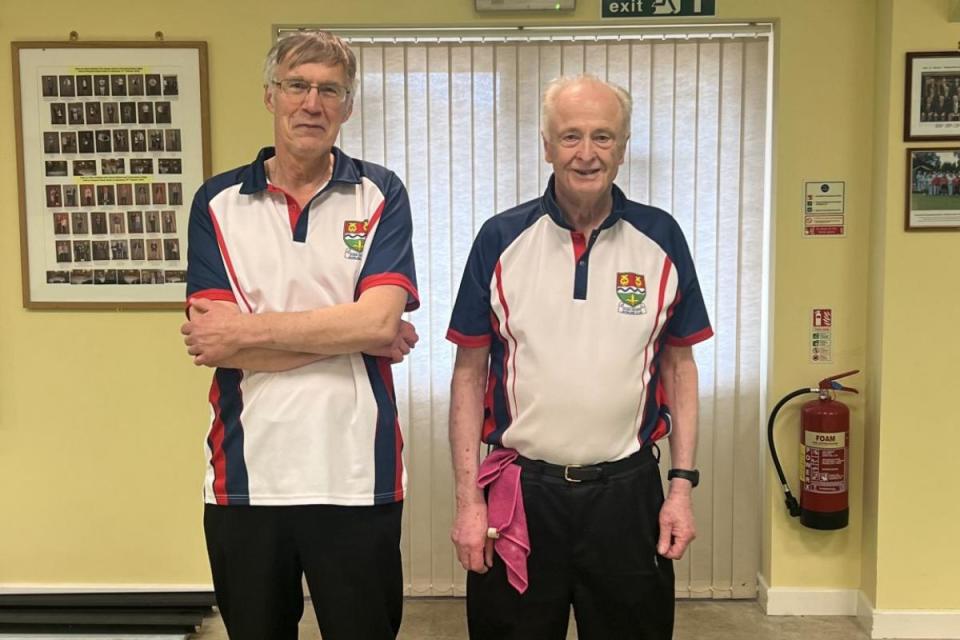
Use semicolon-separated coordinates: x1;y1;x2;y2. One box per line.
690;40;722;599
711;39;745;598
731;39;768;598
426;44;456;594
400;46;434;595
495;46;518;212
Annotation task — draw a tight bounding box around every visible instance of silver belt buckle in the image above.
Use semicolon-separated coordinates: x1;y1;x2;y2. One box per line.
563;464;583;483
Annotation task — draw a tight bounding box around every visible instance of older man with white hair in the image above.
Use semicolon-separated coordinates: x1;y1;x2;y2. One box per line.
448;74;712;639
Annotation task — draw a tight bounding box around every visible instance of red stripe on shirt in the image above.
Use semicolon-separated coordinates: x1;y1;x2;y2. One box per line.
376;357;405;502
208;206;253;314
637;256;675;444
666;325;715;346
640;256;674;396
368;199;387;230
189;288;237;304
185;289;237;317
267;184;304;233
648;379;670;442
488;310;512;439
207;377;228;505
447;328;492;348
571;231;588;264
356;273;420;311
494;261;519;421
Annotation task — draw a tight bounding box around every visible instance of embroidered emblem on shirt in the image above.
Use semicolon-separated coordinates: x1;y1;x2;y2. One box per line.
343;220;369;260
616;272;647;315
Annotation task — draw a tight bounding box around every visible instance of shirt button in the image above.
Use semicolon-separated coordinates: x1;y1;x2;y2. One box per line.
578;260;585;266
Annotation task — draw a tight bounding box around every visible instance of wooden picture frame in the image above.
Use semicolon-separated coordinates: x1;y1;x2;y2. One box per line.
904;51;960;142
905;147;960;231
12;41;210;309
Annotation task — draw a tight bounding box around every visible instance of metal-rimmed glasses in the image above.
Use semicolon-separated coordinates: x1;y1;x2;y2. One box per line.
271;78;351;104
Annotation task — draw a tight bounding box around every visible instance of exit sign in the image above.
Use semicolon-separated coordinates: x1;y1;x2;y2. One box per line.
603;0;715;18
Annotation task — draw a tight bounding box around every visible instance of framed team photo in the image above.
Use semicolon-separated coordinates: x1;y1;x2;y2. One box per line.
12;40;210;309
904;51;960;142
905;147;960;231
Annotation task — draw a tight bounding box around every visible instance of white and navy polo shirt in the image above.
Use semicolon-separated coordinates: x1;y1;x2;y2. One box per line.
447;178;712;466
186;146;418;506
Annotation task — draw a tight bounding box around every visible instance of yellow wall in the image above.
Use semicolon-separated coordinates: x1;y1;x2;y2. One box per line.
862;0;893;608
1;0;957;612
868;0;960;611
755;0;876;591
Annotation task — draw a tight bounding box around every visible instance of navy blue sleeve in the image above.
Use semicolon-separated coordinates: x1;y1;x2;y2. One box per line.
447;221;497;348
356;172;419;311
664;222;713;346
185;185;235;307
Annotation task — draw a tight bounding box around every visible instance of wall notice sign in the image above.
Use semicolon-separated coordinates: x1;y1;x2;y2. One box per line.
602;0;715;18
803;181;845;236
811;308;833;364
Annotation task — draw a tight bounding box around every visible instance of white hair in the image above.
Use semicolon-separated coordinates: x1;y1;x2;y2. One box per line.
541;74;633;145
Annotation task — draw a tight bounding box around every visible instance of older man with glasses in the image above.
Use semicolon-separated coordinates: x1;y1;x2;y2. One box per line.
181;30;419;640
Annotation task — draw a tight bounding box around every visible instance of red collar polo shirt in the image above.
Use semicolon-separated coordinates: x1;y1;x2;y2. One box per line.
186;146;419;506
447;178;712;465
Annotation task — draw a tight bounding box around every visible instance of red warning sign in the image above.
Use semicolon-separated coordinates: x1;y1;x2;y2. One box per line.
813;308;832;328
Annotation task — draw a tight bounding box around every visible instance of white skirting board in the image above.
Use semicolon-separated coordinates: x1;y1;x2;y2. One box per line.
0;633;187;640
759;575;960;639
0;584;212;594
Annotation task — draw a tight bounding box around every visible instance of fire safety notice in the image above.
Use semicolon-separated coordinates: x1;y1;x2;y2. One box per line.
811;308;833;364
803;181;845;236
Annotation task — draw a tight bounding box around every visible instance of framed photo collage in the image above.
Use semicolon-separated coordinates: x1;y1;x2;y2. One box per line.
13;42;210;308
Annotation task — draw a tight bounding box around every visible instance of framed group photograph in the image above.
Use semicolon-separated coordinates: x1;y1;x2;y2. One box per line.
905;148;960;230
13;41;209;309
904;51;960;142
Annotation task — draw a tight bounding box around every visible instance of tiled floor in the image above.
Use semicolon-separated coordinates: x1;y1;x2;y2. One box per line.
191;598;875;639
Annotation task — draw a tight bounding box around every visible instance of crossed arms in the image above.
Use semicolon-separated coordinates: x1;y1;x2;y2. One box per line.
181;284;418;372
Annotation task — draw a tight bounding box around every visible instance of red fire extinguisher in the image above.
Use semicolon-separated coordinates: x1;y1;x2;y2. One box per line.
767;370;859;530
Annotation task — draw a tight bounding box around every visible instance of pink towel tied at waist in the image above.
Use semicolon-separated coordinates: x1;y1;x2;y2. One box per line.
477;447;530;594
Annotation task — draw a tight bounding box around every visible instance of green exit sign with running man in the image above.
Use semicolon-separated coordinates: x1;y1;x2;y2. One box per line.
602;0;715;17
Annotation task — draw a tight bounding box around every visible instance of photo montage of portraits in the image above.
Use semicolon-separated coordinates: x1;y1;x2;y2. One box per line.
21;44;206;306
37;67;187;287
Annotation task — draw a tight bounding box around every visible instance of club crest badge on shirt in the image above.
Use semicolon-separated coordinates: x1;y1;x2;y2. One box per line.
343;220;369;260
616;272;647;315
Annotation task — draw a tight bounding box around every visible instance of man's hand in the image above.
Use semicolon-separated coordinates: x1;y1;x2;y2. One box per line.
451;501;494;574
365;319;419;363
181;298;244;366
657;491;696;559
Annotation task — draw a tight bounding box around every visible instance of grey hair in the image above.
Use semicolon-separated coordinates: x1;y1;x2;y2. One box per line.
541;74;633;145
263;30;357;94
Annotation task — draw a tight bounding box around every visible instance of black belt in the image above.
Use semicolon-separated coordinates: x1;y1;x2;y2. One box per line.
513;444;659;483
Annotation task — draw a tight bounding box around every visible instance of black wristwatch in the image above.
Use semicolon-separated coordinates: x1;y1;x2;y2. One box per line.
667;468;700;487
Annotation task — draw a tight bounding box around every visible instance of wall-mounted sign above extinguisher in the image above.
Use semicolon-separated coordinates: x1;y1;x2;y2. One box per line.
767;370;859;530
811;308;833;363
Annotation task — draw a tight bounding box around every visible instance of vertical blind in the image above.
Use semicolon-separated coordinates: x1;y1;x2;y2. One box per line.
329;25;771;598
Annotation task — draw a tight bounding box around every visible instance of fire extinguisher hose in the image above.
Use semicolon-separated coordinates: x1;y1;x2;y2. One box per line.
767;387;818;518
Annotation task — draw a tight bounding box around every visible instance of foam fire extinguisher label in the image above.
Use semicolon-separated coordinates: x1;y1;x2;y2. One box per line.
803;431;847;494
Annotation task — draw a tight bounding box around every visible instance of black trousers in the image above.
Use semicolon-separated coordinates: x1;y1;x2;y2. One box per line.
204;502;403;640
467;448;674;640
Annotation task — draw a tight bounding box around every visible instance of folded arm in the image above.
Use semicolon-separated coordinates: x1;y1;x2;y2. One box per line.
182;285;417;371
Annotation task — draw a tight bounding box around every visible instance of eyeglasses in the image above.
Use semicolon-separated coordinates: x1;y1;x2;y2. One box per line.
272;78;351;104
